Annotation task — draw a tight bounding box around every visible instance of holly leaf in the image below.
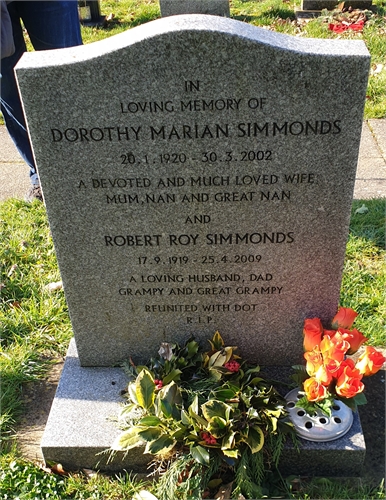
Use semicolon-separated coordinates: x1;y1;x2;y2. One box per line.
138;416;162;427
209;331;225;351
162;369;182;385
112;427;144;451
138;427;162;442
190;445;210;465
202;400;231;422
135;369;155;410
246;426;264;454
145;435;176;455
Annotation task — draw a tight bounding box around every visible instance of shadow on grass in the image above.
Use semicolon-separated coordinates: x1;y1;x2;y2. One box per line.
232;8;296;24
350;199;386;249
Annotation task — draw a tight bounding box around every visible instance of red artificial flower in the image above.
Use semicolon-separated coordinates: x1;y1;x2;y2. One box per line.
303;377;327;402
355;346;386;376
331;307;358;330
303;318;323;352
335;328;368;355
335;362;364;398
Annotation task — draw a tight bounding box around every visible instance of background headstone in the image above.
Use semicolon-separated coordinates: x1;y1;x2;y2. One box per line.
15;15;370;368
160;0;230;17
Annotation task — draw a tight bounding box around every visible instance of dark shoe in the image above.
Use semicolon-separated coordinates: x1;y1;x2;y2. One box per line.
26;184;43;202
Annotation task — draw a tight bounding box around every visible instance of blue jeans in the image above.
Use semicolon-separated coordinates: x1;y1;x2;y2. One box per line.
1;1;82;185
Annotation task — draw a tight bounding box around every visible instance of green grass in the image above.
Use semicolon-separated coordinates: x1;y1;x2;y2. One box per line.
1;197;385;499
0;0;385;126
1;1;385;497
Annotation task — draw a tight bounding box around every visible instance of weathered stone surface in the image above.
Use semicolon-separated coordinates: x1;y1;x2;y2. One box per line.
15;15;370;367
160;0;230;17
41;339;150;471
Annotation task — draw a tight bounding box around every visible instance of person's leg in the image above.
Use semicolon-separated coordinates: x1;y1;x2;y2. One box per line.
0;2;37;184
20;1;82;51
0;1;82;198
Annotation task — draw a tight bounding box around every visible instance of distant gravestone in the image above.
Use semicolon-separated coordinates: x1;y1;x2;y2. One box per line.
160;0;230;17
16;15;369;369
301;0;372;9
15;14;369;472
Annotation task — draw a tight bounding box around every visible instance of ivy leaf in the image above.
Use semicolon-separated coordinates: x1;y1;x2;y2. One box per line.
246;426;264;454
135;368;155;410
112;427;144;451
190;445;210;465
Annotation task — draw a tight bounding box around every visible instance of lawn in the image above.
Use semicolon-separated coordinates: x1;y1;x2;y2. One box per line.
1;0;386;498
1;197;385;499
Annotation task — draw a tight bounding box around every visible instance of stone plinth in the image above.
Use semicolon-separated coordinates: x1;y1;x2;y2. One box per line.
41;339;150;471
42;340;365;474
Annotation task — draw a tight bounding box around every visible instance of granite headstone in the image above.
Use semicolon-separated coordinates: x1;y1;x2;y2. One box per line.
160;0;230;17
16;15;370;369
15;14;369;472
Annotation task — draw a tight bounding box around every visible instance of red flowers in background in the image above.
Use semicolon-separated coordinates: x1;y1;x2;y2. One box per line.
299;307;385;411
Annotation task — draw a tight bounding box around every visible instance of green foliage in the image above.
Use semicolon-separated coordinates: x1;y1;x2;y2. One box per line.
341;200;386;345
0;200;72;442
0;457;67;499
114;333;295;498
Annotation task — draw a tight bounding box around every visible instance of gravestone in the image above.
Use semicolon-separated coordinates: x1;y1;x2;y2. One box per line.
160;0;230;17
296;0;372;19
15;14;369;470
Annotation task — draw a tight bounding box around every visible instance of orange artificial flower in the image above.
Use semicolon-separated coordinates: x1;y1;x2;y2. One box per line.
331;307;358;329
320;333;349;364
303;377;328;402
304;349;323;376
336;328;368;355
335;363;364;398
314;364;333;386
334;358;361;379
303;318;323;352
355;346;386;376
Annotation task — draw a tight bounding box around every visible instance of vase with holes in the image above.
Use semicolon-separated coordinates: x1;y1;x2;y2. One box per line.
285;388;353;442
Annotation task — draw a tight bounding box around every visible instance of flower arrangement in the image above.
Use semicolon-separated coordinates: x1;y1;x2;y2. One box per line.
112;332;295;500
293;307;386;416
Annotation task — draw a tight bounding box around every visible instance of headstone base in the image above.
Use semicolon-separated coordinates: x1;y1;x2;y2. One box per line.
41;338;150;471
280;414;365;476
41;339;366;475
